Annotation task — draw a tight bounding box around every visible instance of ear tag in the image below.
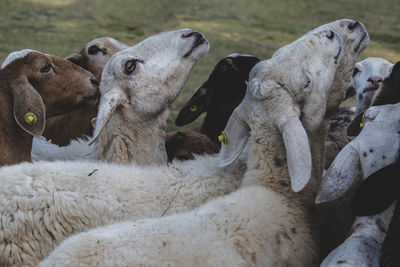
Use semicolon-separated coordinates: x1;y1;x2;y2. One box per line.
190;105;197;112
360;123;364;129
24;112;37;125
218;131;228;144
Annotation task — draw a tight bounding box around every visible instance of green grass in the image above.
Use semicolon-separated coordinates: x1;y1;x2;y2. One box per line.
1;0;399;131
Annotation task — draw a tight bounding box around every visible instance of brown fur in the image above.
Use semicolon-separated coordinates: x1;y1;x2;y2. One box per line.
43;38;125;146
0;52;99;166
165;126;219;162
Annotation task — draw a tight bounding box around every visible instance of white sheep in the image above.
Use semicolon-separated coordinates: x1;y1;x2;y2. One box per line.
31;29;209;165
316;102;400;266
347;57;394;113
38;26;346;266
0;49;99;166
43;36;129;147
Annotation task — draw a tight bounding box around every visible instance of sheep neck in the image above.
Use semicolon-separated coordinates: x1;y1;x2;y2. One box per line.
200;112;228;145
95;106;169;165
241;128;315;206
0;82;32;165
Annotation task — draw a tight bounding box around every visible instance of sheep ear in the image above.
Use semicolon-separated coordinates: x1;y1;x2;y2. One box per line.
217;111;250;167
89;90;127;146
11;76;46;137
316;143;361;203
279;116;312;192
175;87;208;126
351;162;400;216
347;111;364;136
65;53;84;67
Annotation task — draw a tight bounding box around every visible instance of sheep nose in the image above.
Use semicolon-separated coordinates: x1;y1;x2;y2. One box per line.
348;21;360;30
90;78;99;87
367;76;382;86
182;30;199;38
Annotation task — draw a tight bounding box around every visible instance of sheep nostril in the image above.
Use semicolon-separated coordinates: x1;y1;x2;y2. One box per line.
348;21;360;30
182;30;198;38
90;78;99;87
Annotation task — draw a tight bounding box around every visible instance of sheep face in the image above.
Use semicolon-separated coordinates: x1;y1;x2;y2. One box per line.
91;29;209;143
66;37;129;81
0;51;99;137
219;29;343;192
174;54;260;127
347;57;394;113
317;102;400;203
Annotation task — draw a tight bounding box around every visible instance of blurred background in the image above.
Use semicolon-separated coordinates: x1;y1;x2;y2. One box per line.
1;0;399;131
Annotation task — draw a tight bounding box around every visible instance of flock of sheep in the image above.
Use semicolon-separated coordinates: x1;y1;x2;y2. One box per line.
0;17;398;266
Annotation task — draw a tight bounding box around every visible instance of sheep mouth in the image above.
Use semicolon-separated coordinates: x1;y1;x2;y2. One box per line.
362;85;379;93
353;32;367;53
183;35;208;58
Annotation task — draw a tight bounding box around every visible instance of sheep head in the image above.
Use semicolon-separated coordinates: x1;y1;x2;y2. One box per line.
346;57;393;113
218;29;344;192
174;54;260;127
316;102;400;203
0;50;99;137
90;29;209;145
66;37;129;81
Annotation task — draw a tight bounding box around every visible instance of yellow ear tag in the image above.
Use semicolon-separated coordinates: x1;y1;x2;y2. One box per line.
24;112;37;125
190;105;197;112
218;131;228;145
360;123;364;128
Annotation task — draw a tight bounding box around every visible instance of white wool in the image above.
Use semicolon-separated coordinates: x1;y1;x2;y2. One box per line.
39;22;352;266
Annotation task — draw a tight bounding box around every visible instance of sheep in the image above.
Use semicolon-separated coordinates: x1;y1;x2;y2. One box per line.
41;37;129;147
0;49;99;166
316;102;400;266
37;25;348;266
352;160;400;267
31;29;209;165
346;57;394;113
166;53;260;162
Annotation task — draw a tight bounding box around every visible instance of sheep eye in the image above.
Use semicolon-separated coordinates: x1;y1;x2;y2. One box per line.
326;30;335;40
40;62;52;73
304;72;312;89
190;105;197;112
88;45;100;55
124;60;137;74
352;67;360;77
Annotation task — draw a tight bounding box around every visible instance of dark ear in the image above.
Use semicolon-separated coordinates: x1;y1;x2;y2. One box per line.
347;111;364;136
11;76;46;137
175;87;209;126
65;53;84;67
351;162;400;216
344;86;356;100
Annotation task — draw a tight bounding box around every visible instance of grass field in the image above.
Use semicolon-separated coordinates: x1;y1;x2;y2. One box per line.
1;0;399;131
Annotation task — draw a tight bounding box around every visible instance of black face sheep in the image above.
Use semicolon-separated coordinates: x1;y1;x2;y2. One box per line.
166;53;260;162
0;49;99;166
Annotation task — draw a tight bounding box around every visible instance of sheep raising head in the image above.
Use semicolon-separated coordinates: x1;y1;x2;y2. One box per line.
218;29;344;192
91;29;209;143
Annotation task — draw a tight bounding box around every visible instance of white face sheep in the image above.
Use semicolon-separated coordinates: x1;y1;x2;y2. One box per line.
0;49;99;166
39;26;345;266
42;37;129;147
347;57;394;113
31;29;210;165
166;53;260;161
317;102;400;266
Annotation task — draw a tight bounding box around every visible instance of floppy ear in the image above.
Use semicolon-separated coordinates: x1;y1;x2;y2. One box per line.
10;76;46;137
279;116;312;192
65;53;84;67
89;90;128;145
316;143;361;203
217;111;250;167
175;87;208;126
347;111;364;137
351;161;400;216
